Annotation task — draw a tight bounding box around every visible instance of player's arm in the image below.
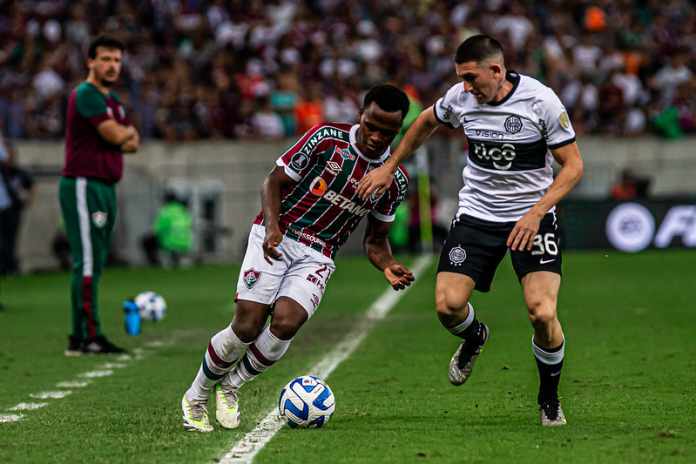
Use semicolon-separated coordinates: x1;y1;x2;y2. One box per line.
507;142;584;251
260;166;297;264
363;215;414;291
97;119;137;146
120;126;140;154
357;107;439;199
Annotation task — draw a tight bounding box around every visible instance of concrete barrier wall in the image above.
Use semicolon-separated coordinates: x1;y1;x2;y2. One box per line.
11;136;696;271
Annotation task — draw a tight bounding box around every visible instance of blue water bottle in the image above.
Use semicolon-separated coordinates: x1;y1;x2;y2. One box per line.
123;299;141;336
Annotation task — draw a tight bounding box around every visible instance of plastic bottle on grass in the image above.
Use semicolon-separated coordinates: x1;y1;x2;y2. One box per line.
123;299;141;336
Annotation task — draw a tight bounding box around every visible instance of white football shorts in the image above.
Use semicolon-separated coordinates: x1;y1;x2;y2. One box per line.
235;224;336;317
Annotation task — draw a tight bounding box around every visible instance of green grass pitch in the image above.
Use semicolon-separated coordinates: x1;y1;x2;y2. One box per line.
1;250;695;463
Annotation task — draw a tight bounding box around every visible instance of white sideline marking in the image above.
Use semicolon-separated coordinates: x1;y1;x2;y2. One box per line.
219;255;432;464
1;336;179;426
29;391;72;400
78;370;113;379
100;362;128;369
56;381;90;388
9;403;48;411
145;341;166;348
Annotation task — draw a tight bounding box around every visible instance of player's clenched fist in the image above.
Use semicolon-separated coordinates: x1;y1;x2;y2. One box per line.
384;262;415;291
262;228;283;264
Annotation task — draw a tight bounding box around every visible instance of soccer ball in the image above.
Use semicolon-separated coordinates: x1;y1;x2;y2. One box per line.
278;375;335;428
134;291;167;321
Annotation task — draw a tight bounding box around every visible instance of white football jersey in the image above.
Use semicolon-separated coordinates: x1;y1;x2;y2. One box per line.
434;72;576;222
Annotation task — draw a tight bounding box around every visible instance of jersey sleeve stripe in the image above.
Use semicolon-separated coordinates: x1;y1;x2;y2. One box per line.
547;137;576;150
276;159;302;181
432;102;455;128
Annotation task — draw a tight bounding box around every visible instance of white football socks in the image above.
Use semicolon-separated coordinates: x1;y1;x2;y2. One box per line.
222;326;292;390
186;325;250;401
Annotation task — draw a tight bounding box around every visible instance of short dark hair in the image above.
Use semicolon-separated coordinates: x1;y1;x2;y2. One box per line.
455;34;504;64
88;35;125;59
363;84;410;118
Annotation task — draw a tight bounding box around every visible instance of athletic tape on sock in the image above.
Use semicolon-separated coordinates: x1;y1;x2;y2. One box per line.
448;303;475;336
532;337;565;365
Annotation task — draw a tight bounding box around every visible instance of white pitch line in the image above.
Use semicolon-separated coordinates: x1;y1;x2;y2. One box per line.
9;403;48;411
1;336;179;426
29;391;72;400
219;255;432;464
78;369;114;379
100;362;128;369
56;381;90;389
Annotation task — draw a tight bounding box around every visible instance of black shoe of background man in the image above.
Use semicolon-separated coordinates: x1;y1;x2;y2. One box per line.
82;335;127;354
65;335;83;357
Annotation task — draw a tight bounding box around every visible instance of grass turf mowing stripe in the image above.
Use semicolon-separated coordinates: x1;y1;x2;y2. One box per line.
219;255;433;464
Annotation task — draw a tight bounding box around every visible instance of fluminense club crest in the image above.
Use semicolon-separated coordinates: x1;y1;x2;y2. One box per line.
337;148;355;161
243;269;261;289
92;211;108;228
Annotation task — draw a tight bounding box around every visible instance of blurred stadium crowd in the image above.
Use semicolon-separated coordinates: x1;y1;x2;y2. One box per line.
0;0;694;141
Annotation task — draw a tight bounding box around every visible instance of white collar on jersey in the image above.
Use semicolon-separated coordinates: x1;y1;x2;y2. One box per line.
349;124;391;163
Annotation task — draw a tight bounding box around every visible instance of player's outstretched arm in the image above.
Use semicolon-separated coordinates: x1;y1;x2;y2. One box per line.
357;106;439;200
363;216;414;291
507;142;584;251
261;166;296;264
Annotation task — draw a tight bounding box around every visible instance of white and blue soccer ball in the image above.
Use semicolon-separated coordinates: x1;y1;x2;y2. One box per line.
134;291;167;321
278;375;335;428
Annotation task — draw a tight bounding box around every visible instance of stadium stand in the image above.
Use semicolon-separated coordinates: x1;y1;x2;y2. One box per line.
0;0;694;141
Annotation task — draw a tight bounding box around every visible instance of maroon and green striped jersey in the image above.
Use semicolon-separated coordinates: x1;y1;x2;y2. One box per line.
254;123;409;258
63;82;130;184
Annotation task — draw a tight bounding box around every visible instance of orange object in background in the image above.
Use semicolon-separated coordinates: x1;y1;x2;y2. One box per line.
584;6;606;32
623;51;643;75
295;100;324;134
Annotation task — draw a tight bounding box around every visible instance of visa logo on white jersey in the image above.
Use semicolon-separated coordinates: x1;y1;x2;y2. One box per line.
324;190;370;216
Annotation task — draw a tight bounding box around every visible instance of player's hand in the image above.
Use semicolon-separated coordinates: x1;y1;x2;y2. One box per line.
262;228;283;264
507;209;543;251
384;262;415;291
357;165;394;200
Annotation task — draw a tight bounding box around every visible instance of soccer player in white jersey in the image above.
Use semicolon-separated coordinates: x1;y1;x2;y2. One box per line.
358;35;583;426
181;85;415;432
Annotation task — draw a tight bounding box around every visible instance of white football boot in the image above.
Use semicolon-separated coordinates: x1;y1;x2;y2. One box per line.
539;398;567;427
215;384;240;429
448;323;490;386
181;394;213;432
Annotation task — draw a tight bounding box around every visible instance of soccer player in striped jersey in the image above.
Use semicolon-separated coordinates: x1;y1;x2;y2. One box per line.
60;36;140;356
358;35;584;426
182;84;414;432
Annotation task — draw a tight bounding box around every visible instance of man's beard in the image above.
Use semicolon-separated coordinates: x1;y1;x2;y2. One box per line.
100;78;115;88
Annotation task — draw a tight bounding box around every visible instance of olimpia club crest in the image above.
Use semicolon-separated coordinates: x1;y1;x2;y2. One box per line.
448;246;467;266
504;115;523;134
243;269;261;289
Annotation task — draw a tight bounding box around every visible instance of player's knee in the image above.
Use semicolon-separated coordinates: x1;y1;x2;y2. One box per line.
527;300;557;328
269;316;303;340
231;308;266;342
231;319;263;342
269;306;307;340
435;288;468;321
